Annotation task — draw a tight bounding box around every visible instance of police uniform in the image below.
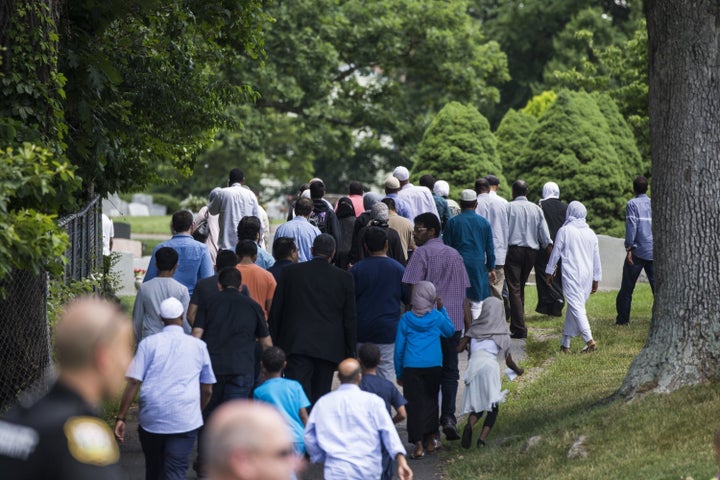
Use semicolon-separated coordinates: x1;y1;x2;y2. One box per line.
0;382;125;479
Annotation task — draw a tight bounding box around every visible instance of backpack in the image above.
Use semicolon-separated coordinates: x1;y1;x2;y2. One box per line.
309;207;329;233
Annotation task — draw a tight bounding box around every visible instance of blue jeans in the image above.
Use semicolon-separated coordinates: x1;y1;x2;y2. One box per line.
138;426;198;480
440;331;462;423
615;254;654;324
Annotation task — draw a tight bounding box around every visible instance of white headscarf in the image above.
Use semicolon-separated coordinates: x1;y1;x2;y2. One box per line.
541;182;560;201
564;201;588;228
433;180;450;197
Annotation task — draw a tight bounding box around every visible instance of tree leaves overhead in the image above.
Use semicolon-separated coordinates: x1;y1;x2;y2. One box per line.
57;0;269;198
216;0;509;193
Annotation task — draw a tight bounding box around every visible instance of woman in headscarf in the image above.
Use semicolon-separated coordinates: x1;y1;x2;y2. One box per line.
535;181;568;317
457;297;524;448
544;201;601;353
394;281;454;459
334;197;356;269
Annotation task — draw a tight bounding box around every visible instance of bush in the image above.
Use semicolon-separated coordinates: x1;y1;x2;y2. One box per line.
495;108;539;185
518;90;632;236
413;102;508;200
148;193;181;214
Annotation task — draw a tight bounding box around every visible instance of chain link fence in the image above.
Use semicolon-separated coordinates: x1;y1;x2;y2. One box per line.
0;197;101;410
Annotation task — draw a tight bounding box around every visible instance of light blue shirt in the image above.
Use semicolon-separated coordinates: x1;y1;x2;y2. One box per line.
476;192;509;265
127;325;216;434
506;196;552;250
255;245;276;269
384;193;412;220
625;194;653;260
254;378;311;453
274;216;321;262
304;384;406;480
143;234;214;295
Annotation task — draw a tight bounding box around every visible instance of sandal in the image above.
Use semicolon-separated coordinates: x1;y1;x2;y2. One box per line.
581;340;597;353
409;450;425;460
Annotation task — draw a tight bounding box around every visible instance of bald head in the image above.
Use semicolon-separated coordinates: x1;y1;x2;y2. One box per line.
337;358;361;384
512;179;529;198
205;400;296;480
53;296;133;403
54;296;129;370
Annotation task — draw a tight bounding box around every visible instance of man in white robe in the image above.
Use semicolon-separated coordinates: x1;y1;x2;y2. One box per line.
544;201;601;353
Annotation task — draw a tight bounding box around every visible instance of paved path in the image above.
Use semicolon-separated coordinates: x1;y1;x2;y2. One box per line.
118;339;526;479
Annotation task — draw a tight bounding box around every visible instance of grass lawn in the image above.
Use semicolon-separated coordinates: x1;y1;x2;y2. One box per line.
442;284;719;479
117;215;171;235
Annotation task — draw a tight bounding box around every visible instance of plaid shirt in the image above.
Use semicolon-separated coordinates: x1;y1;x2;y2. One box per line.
402;238;470;330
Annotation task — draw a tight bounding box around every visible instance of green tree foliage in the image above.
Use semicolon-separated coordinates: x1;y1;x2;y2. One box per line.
521;90;557;119
0;144;79;285
549;20;649;173
192;0;509;194
494;108;538;184
57;0;269;199
473;0;639;120
414;102;505;200
519;90;635;236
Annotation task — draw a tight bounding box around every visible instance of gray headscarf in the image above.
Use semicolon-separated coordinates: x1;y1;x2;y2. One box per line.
410;281;436;317
363;192;383;211
465;297;511;359
564;201;588;229
370;202;389;223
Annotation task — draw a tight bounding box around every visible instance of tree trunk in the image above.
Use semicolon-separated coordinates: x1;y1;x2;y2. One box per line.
619;0;720;397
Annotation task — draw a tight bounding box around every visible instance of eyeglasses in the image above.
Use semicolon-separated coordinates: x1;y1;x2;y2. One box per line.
413;227;428;232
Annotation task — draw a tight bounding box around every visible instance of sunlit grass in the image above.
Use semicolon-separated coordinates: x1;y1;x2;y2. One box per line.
443;284;719;479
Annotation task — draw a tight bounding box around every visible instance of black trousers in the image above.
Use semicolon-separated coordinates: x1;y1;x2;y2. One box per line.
285;354;337;407
403;366;442;444
535;250;564;317
504;246;537;337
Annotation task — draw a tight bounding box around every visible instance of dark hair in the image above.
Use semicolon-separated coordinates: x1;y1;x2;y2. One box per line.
381;197;396;211
358;343;381;369
171;210;194;233
348;181;364;195
235;239;258;259
485;174;500;186
309;180;325;199
475;177;490;193
295;197;313;216
633;175;649;194
419;174;436;190
512;180;529;198
261;346;286;373
459;200;477;210
414;212;441;238
155;247;179;271
215;250;238;270
218;267;242;289
237;216;261;241
364;227;387;253
297;183;310;194
272;237;297;260
229;168;244;184
312;233;336;257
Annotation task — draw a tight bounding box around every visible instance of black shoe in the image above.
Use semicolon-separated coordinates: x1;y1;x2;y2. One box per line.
477;438;486;447
442;421;461;441
461;423;472;449
510;333;527;339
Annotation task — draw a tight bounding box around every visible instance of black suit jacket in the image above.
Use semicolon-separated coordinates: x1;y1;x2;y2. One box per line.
269;257;356;364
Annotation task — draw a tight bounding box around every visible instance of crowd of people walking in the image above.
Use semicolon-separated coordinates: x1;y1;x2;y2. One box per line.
0;166;653;480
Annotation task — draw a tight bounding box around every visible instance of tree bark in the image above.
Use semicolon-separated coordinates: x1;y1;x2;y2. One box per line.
619;0;720;397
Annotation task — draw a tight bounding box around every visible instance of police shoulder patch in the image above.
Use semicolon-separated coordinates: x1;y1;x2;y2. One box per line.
63;416;119;466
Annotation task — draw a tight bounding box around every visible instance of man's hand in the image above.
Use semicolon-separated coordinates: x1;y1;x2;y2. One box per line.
545;274;553;286
396;454;413;480
114;419;125;443
626;250;634;266
591;280;599;294
488;270;497;285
